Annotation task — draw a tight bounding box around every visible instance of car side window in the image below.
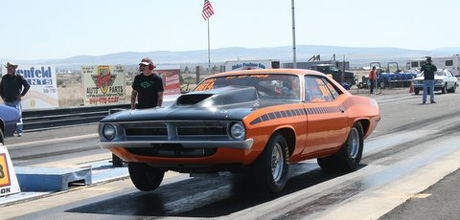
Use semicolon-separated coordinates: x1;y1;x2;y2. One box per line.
322;78;341;99
304;76;335;103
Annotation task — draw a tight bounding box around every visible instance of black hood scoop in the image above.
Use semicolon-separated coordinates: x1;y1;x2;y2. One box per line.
175;86;258;107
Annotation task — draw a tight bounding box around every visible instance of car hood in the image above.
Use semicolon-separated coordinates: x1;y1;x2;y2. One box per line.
101;86;300;122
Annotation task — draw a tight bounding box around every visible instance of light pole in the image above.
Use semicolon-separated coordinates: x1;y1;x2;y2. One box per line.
291;0;297;69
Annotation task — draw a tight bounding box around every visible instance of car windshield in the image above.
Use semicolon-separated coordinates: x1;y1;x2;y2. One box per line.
194;74;300;100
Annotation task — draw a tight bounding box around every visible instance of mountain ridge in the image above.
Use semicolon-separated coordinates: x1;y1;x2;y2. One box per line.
1;45;458;70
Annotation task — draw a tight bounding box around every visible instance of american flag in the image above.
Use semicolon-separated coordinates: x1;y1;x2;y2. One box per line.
202;0;214;21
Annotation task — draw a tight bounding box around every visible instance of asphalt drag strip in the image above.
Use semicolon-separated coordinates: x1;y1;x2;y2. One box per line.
10;123;455;220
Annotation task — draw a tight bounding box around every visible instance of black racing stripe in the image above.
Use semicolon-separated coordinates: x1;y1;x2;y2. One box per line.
281;111;287;117
250;117;262;125
295;109;302;115
261;114;269;121
275;111;282;118
299;109;305;115
268;113;276;120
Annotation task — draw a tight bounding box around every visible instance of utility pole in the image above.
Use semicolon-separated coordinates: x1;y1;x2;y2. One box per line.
341;56;346;84
291;0;297;69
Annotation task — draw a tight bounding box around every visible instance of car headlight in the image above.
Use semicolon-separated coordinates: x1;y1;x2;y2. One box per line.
436;80;443;84
102;124;117;140
229;122;245;140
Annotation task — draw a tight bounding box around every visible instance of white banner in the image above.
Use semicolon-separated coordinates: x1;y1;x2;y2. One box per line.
82;65;126;106
225;60;274;71
0;146;21;197
2;65;59;109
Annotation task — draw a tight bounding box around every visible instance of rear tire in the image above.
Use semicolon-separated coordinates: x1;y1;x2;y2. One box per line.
442;84;447;94
253;134;289;194
128;162;165;191
448;83;456;93
318;123;364;172
414;88;420;95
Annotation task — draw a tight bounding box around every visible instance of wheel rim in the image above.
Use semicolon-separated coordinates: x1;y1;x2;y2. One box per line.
271;143;284;182
348;127;360;159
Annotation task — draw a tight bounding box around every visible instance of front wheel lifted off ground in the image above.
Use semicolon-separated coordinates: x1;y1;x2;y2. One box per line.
317;122;364;172
253;133;290;194
128;162;165;191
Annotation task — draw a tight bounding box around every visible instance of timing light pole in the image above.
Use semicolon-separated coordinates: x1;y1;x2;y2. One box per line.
291;0;297;69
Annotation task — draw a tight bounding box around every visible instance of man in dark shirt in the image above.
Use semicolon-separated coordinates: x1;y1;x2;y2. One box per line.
420;57;437;104
0;62;30;136
131;57;164;109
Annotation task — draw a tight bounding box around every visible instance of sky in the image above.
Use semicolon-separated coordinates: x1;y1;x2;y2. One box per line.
1;0;459;60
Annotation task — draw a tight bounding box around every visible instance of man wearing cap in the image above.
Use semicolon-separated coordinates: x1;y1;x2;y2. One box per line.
131;57;164;109
0;62;30;136
420;56;437;104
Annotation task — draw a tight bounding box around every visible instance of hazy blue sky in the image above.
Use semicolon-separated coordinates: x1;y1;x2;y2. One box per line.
1;0;458;60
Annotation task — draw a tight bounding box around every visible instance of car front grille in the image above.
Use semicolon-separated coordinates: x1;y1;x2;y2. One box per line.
121;121;231;139
177;126;227;136
125;127;168;136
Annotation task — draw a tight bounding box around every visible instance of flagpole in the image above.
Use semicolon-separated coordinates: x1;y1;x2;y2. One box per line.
207;19;211;71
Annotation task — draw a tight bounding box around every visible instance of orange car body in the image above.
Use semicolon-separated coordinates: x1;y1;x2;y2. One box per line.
100;69;380;171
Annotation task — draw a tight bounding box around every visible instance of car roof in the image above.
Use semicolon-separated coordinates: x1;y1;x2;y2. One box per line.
209;68;325;78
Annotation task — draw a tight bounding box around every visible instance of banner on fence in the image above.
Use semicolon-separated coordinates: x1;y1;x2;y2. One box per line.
82;65;126;106
1;65;59;109
156;69;181;96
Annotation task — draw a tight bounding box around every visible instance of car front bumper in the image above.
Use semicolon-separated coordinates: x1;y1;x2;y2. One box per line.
100;139;254;150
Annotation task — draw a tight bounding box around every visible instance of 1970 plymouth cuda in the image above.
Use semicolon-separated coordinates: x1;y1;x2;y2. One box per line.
99;69;380;194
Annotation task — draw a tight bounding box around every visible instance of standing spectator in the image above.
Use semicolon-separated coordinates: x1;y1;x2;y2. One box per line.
369;66;378;94
0;62;30;136
420;57;437;104
131;57;164;109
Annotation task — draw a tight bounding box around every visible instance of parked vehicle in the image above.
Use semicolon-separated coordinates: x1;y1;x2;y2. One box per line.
413;69;458;95
371;62;417;88
310;64;355;86
99;69;380;194
407;55;460;76
0;105;20;145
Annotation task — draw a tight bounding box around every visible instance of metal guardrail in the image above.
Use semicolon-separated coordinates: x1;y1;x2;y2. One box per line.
22;95;179;131
22;104;130;131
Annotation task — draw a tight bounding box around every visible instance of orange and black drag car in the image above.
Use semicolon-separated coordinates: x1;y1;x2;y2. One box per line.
99;69;380;194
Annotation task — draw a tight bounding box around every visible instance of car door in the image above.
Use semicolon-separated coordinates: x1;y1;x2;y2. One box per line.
301;75;349;156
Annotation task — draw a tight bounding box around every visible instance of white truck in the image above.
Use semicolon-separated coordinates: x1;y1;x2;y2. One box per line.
406;55;460;76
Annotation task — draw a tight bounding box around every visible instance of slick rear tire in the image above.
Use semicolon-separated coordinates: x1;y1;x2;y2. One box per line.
253;133;289;194
128;162;165;191
317;122;364;172
414;89;420;95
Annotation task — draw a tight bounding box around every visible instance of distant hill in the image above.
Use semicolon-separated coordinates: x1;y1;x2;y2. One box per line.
1;45;458;70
